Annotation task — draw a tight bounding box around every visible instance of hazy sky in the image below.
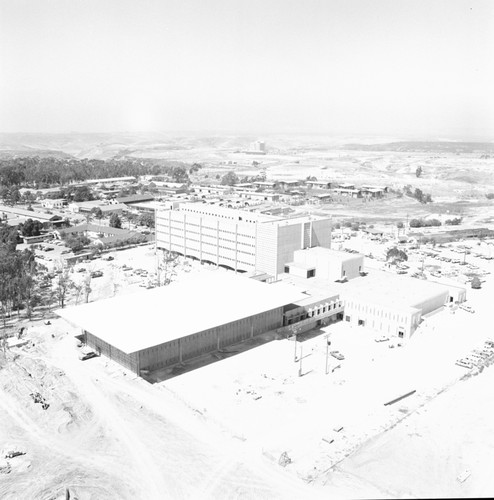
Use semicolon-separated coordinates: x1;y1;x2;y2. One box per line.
1;0;493;139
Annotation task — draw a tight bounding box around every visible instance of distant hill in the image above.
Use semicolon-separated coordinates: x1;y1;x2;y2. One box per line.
342;141;494;154
0;147;74;159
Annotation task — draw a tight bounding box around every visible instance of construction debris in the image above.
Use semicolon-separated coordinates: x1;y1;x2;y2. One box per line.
30;391;49;410
278;451;292;467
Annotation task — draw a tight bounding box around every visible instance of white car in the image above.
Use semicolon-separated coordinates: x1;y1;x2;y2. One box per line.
374;335;389;343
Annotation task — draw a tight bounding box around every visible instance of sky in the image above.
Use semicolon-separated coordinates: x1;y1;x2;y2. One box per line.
0;0;493;139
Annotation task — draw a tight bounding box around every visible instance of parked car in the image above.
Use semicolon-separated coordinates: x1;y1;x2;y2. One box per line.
460;305;475;313
77;267;86;273
78;350;98;361
104;255;114;261
61;249;71;254
455;359;473;369
91;271;104;278
374;335;389;343
330;350;345;360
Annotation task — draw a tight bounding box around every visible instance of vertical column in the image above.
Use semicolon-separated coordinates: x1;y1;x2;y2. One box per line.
216;220;220;267
183;213;187;256
199;217;203;263
168;211;172;251
235;223;238;273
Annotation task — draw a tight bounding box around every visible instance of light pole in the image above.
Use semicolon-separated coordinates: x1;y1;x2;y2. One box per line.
325;336;332;375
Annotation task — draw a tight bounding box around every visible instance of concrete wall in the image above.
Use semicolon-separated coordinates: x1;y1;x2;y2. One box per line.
411;290;449;316
156;210;257;272
276;223;305;276
311;219;332;248
290;248;363;282
255;223;278;276
137;307;284;372
340;256;364;281
85;331;139;373
341;299;421;339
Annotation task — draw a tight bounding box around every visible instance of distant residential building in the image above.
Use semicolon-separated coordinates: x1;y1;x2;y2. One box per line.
306;180;332;189
361;187;384;198
114;194;155;205
82;176;136;185
156;203;332;277
244;140;267;155
334;188;362;198
41;198;66;209
338;183;355;190
68;201;126;214
252;181;278;190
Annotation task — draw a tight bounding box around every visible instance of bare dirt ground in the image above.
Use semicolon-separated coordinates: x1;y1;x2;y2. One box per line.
1;239;493;499
0;321;321;500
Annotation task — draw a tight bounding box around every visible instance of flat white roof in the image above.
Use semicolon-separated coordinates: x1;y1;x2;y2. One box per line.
57;271;305;354
294;247;363;264
338;270;454;310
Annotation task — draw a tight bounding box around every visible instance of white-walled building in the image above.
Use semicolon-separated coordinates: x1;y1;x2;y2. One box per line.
338;270;466;340
156;203;332;277
285;247;364;281
41;198;66;209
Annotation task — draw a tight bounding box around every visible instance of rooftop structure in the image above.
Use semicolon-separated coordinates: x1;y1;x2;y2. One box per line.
69;201;127;214
115;194;155;204
285;247;364;282
82;176;137;185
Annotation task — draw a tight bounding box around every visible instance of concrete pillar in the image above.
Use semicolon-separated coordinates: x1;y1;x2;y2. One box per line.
183;214;187;256
235;223;238;273
199;217;203;262
216;220;220;267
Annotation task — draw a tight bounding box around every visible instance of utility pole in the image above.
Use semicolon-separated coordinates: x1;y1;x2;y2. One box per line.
325;335;331;375
298;344;304;377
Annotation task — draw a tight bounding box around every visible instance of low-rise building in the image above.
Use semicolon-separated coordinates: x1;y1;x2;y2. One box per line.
306;180;332;189
334;188;362;198
41;198;66;209
338;270;466;340
57;272;305;375
69;201;127;214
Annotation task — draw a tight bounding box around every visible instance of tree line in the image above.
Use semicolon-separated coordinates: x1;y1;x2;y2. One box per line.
0;157;192;190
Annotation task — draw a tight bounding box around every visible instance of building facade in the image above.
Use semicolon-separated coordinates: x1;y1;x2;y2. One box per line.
156;204;332;276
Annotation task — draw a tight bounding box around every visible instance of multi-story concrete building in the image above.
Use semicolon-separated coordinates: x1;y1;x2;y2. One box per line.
156;203;332;277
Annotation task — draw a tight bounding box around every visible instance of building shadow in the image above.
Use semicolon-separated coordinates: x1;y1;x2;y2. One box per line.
142;326;329;384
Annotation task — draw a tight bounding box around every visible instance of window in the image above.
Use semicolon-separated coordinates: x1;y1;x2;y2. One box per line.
307;269;316;278
284;266;290;273
345;315;350;322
